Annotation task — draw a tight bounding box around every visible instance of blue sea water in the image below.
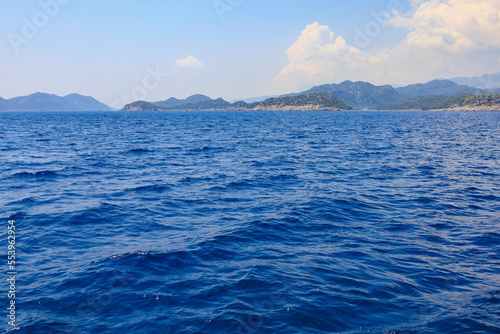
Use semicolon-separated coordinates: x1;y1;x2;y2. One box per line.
1;110;499;334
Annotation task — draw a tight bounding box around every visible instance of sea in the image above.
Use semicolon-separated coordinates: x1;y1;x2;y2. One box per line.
1;110;499;334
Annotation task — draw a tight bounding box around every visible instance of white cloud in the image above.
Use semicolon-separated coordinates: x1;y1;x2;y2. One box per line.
175;55;204;69
276;0;500;90
273;22;369;93
280;22;365;77
391;0;500;51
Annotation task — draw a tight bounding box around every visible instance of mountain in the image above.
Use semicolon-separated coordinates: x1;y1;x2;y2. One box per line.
298;80;403;109
230;93;352;111
154;94;212;109
0;93;112;111
395;79;485;97
295;79;486;109
450;72;500;89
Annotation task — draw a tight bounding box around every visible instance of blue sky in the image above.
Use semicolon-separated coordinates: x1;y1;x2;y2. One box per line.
1;0;499;107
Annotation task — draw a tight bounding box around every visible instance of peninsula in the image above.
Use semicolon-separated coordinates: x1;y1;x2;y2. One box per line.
120;79;500;112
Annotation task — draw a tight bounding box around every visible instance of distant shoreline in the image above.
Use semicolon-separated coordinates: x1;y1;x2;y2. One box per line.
2;78;500;112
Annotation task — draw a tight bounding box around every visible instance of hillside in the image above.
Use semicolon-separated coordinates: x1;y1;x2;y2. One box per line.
173;98;231;110
121;101;165;111
376;96;451;111
299;80;402;109
0;93;112;111
432;94;500;111
229;93;353;111
377;94;500;111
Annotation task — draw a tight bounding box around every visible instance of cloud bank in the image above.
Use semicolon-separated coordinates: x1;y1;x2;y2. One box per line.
276;0;500;91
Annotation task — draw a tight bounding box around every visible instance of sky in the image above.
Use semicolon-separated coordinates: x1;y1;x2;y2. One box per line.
1;0;499;107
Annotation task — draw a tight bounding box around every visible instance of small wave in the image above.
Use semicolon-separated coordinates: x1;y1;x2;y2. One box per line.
179;175;214;184
416;165;437;174
125;184;171;193
5;212;25;221
469;232;500;247
92;250;202;272
268;173;299;181
470;193;499;202
93;251;148;263
61;202;124;226
12;170;60;178
9;196;36;204
189;146;227;152
125;148;154;154
78;152;110;156
208;185;228;192
227;179;253;189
